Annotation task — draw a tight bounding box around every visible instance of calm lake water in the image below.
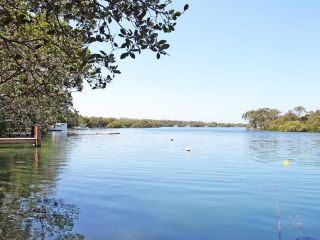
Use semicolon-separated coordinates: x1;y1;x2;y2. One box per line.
0;128;320;240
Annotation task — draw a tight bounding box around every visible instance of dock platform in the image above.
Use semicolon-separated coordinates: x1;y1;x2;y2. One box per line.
0;124;41;147
0;138;36;144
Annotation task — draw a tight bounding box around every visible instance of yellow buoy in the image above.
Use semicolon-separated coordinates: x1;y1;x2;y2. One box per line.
283;160;289;167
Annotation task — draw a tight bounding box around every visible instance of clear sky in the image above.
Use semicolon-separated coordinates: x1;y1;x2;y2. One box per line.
73;0;320;123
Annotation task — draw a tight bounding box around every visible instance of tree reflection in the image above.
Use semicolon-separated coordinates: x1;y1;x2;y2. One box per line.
0;195;84;239
0;138;84;239
245;132;320;166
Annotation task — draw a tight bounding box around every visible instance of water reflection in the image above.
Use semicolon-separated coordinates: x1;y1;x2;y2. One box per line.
0;138;84;239
0;195;83;239
245;131;320;166
1;129;320;239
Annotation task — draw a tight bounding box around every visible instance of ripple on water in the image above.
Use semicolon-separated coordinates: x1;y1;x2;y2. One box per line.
1;129;320;239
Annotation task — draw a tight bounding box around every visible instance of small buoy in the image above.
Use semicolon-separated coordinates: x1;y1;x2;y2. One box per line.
170;138;174;141
283;159;289;167
185;147;191;152
292;222;301;229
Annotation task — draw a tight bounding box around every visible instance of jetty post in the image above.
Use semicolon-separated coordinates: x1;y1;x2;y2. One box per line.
34;124;41;147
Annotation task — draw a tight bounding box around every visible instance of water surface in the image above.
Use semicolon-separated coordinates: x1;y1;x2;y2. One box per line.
0;128;320;240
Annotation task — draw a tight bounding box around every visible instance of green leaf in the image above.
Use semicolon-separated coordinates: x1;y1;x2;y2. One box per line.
162;44;170;49
120;52;129;59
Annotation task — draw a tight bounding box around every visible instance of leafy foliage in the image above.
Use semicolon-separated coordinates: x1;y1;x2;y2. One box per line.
0;0;188;133
1;0;188;88
243;107;320;132
242;108;281;130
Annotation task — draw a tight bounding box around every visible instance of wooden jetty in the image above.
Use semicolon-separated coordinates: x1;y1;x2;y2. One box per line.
67;132;120;136
0;124;41;147
95;132;120;135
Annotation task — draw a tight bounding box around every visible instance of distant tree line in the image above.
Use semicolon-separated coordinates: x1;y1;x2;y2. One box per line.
67;116;247;129
243;106;320;132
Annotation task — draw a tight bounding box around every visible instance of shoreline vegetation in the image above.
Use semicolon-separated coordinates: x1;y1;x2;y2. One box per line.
2;105;320;135
74;116;247;129
243;106;320;132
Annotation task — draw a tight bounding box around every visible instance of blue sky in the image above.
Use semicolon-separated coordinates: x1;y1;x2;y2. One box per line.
73;0;320;123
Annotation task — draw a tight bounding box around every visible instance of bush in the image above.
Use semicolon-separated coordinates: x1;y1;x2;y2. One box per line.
306;111;320;132
278;121;307;132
